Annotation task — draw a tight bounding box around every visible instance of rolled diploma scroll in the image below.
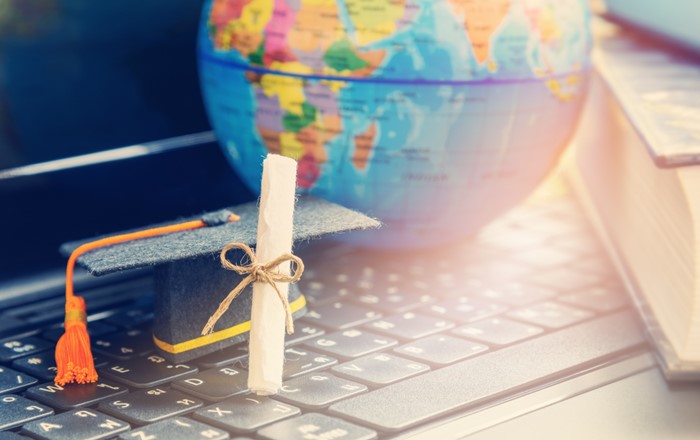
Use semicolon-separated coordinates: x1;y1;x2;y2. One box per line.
248;154;297;395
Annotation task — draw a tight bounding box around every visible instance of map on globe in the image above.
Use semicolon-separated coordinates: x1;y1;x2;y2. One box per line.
198;0;592;247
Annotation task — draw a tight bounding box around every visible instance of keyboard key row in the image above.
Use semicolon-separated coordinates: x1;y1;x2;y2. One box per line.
22;409;128;440
9;396;374;440
2;397;232;440
119;417;228;440
26;380;127;410
193;395;299;433
329;311;644;432
100;355;197;388
92;329;153;360
98;387;203;425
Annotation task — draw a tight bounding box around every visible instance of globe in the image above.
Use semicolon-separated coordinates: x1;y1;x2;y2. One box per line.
198;0;592;248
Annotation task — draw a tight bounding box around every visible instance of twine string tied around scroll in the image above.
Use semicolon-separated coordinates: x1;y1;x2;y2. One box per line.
201;242;304;336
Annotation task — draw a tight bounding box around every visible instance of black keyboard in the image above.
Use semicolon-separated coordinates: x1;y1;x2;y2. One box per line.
0;194;646;439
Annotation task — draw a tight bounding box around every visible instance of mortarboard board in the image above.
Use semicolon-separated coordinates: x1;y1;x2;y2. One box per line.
57;196;379;375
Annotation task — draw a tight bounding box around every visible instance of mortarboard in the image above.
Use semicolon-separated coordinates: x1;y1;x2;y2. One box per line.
56;196;379;384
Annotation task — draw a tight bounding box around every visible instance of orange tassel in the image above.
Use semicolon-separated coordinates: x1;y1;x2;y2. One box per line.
54;296;97;385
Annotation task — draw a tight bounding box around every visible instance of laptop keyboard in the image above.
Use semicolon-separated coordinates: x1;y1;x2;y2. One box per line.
0;194;646;439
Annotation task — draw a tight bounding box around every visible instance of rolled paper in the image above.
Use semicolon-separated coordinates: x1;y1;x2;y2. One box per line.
248;154;298;395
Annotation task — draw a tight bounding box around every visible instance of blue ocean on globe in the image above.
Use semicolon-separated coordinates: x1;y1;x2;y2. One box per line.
198;0;592;248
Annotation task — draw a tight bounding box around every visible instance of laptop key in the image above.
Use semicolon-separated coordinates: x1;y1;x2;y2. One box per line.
25;380;127;410
301;302;381;330
349;290;435;313
558;285;628;313
452;318;544;346
100;354;197;388
172;366;248;402
276;373;367;410
394;335;488;366
364;312;454;340
193;396;300;433
258;413;377;440
195;342;249;369
0;337;52;362
328;311;644;432
426;298;506;324
507;301;593;328
304;329;397;359
284;322;325;346
21;409;129;440
0;394;53;431
0;366;37;394
92;329;153;360
332;353;430;386
117;416;229;440
98;387;203;425
282;347;337;379
477;282;557;306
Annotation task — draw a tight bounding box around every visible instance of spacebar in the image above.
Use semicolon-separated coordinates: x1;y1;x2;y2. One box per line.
328;311;644;432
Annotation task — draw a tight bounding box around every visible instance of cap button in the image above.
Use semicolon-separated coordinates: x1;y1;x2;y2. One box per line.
202;209;235;227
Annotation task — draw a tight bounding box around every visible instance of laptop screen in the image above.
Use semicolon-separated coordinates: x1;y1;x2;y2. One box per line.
0;1;253;279
0;0;210;170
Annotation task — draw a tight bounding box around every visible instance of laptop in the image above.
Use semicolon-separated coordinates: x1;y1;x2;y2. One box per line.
4;135;700;440
2;9;700;440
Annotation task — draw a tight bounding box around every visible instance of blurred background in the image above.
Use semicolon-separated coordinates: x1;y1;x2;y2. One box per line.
0;0;253;278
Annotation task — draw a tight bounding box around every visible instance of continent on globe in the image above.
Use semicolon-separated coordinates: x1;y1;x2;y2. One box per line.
198;0;593;248
447;0;511;70
345;0;408;46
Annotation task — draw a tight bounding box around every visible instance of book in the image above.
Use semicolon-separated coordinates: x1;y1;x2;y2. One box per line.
566;27;700;380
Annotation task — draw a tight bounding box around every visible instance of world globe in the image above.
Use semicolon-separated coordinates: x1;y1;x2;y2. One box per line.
198;0;592;248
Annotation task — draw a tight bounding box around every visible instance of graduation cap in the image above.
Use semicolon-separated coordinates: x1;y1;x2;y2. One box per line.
55;195;380;386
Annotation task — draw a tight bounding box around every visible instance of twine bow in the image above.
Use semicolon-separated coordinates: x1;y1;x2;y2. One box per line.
201;242;304;336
